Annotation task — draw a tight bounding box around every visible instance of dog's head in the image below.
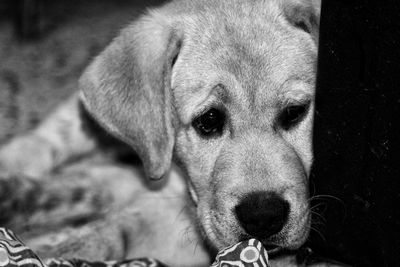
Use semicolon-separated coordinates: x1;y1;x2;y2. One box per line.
80;0;320;253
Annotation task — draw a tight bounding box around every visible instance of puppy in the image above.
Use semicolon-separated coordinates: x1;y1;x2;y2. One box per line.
0;0;321;265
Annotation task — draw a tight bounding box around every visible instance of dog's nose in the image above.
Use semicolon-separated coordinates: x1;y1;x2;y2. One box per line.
235;192;290;239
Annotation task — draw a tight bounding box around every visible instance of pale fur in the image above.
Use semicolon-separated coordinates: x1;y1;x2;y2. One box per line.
0;0;347;266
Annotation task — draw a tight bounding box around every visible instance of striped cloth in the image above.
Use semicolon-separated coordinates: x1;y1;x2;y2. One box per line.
0;228;269;267
211;239;269;267
0;228;45;267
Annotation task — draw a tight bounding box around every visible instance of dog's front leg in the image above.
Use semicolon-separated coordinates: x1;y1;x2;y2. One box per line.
0;92;97;178
26;216;130;261
27;195;211;266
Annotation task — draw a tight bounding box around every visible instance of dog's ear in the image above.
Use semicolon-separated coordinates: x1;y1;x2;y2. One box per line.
282;0;321;43
79;11;180;180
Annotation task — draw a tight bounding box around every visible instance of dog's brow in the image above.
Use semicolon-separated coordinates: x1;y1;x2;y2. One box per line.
189;85;226;120
283;91;312;106
279;81;313;107
214;84;232;103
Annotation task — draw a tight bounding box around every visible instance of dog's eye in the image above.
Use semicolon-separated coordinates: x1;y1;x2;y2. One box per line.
279;104;309;130
294;20;311;34
192;108;225;137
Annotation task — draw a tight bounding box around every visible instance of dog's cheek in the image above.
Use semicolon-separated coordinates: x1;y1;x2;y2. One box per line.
279;168;310;248
281;107;314;176
175;131;244;247
197;197;241;250
284;202;311;249
174;130;220;197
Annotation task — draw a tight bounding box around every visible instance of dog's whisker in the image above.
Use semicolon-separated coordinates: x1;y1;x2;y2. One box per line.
173;205;190;223
309;179;317;197
311;217;326;227
309;194;345;205
180;204;193;215
310;210;326;223
193;240;201;255
310;201;327;209
309;195;348;223
309;225;326;243
181;225;197;245
311;221;325;227
310;202;328;213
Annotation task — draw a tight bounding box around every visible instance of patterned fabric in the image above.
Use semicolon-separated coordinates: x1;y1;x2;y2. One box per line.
0;228;269;267
0;228;165;267
211;239;269;267
0;228;45;267
46;258;165;267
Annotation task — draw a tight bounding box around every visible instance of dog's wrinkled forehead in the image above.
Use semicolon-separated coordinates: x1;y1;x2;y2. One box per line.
171;0;317;124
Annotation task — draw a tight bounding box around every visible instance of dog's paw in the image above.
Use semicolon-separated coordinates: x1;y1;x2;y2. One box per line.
0;134;56;178
0;175;41;227
28;221;126;261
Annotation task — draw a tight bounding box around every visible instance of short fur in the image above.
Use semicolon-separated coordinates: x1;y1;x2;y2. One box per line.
0;0;341;266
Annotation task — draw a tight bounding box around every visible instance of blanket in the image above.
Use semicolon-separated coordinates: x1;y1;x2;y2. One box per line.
0;228;269;267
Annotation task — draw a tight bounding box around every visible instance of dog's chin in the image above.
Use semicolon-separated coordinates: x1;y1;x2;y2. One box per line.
269;215;311;252
200;221;310;257
263;215;311;255
262;228;310;255
238;231;308;257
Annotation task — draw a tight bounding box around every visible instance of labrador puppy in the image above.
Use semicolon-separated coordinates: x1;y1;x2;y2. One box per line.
0;0;323;266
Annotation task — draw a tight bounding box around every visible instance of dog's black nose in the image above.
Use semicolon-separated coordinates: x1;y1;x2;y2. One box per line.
235;192;290;239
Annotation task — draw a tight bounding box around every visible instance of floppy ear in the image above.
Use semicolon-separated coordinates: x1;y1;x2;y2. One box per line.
79;11;180;180
282;0;321;43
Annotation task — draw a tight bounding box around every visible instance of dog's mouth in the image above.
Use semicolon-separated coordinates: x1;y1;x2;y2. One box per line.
263;244;281;255
199;199;311;257
238;233;284;256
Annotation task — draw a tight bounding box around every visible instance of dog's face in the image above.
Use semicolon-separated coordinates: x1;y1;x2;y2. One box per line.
172;1;317;251
80;0;319;254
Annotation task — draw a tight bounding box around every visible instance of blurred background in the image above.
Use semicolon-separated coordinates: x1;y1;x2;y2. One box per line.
2;1;400;266
0;0;164;143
